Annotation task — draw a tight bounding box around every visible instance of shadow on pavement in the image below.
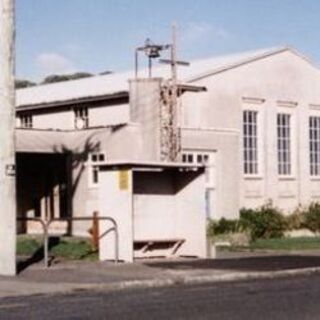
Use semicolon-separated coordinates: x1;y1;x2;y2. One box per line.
17;237;60;274
144;255;320;272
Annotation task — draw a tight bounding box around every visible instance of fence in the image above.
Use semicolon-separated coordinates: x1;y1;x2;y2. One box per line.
17;213;119;268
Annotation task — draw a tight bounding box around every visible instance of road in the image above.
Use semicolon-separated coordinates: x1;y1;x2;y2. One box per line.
0;274;320;319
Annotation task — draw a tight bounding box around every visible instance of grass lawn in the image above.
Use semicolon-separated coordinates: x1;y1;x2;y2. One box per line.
17;235;98;261
248;237;320;251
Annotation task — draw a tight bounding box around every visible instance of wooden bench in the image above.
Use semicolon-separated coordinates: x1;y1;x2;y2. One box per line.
134;238;185;257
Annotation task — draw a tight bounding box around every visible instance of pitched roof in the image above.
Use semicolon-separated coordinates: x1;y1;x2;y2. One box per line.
16;46;299;108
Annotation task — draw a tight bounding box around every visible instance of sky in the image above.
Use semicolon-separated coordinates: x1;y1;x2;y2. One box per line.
16;0;320;81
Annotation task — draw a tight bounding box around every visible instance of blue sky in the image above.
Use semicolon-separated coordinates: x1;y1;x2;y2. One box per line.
16;0;320;81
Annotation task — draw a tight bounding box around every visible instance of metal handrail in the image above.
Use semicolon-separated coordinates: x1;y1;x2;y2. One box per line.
17;217;49;268
17;215;119;268
47;216;119;267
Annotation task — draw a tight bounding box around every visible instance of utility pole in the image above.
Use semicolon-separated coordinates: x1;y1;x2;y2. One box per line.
0;0;16;276
160;24;188;162
169;23;179;162
134;24;189;162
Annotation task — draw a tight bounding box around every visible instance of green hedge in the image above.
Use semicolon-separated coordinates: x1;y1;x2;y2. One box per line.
207;218;240;238
240;205;287;240
304;202;320;232
208;202;320;242
208;203;286;241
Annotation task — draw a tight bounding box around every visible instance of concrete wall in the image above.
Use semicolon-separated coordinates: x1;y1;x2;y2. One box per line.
99;167;206;261
70;124;143;234
133;169;206;258
89;103;129;127
129;78;162;161
16;102;130;130
175;170;206;257
99;169;133;262
133;171;176;239
181;50;320;216
33;110;73;130
181;129;239;220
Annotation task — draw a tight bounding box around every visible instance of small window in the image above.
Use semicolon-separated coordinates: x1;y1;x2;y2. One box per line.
74;107;89;129
88;152;106;187
90;152;106;163
182;151;215;187
91;154;98;162
182;152;208;165
20;114;33;128
92;166;99;184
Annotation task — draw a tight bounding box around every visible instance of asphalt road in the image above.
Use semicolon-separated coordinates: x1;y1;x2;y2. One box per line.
1;274;320;320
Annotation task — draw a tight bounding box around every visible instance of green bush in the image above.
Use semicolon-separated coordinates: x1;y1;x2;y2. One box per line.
208;202;320;242
304;202;320;232
286;209;306;231
240;204;287;240
207;218;240;238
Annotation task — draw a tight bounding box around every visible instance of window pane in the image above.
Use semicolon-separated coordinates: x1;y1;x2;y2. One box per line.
74;107;89;129
277;113;291;175
310;116;320;176
243;110;259;174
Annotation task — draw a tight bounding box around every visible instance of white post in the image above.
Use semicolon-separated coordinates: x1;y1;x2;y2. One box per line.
0;0;16;276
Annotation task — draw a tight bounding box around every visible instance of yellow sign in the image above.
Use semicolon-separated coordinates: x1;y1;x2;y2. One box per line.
118;170;129;190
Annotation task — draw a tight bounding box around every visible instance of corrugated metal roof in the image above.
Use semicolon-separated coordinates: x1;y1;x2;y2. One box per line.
16;46;292;108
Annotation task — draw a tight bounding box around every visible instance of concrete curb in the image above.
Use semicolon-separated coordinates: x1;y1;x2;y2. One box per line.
68;266;320;295
101;266;320;290
2;266;320;299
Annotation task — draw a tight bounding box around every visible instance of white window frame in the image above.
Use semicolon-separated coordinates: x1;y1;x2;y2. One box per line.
243;110;259;175
181;150;215;188
19;113;33;128
88;152;106;188
309;115;320;176
74;106;89;129
242;104;264;178
277;110;296;178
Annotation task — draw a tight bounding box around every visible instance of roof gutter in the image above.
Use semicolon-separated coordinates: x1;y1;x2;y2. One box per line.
16;91;129;112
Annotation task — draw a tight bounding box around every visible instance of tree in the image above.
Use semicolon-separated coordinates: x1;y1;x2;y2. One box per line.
99;70;112;75
41;72;93;84
15;79;36;89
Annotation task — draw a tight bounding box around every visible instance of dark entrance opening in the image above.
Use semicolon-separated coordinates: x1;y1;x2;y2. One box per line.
16;153;71;233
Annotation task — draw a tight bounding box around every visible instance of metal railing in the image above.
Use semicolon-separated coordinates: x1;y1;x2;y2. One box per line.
17;215;119;268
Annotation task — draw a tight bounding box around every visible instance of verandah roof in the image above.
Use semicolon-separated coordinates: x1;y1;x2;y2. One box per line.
15;127;118;154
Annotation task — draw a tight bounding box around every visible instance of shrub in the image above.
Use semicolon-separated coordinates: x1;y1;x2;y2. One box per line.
207;218;240;238
239;204;287;240
304;202;320;233
286;208;306;231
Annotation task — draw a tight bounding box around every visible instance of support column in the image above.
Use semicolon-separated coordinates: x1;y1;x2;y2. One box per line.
0;0;16;276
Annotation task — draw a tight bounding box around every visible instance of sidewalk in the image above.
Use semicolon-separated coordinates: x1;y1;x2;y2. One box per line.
2;250;320;298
